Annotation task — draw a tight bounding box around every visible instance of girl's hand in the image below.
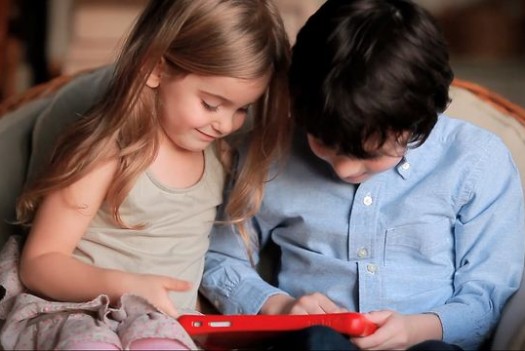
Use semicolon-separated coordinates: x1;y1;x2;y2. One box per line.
124;273;192;317
261;292;347;315
350;310;443;350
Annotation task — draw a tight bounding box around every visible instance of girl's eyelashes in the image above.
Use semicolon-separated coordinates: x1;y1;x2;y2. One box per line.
202;100;252;114
202;100;219;112
239;105;251;114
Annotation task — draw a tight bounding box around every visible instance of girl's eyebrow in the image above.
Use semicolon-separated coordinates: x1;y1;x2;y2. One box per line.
200;90;232;105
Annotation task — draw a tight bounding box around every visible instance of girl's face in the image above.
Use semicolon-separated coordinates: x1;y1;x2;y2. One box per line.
152;70;270;153
307;134;407;184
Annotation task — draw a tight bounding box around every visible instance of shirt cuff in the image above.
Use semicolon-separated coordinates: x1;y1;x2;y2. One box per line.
224;278;288;315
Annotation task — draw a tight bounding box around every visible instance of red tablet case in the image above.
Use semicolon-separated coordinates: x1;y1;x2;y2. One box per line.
178;312;377;349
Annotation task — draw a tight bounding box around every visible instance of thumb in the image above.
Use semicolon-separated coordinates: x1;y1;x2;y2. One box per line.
161;300;179;318
363;310;391;325
165;277;192;292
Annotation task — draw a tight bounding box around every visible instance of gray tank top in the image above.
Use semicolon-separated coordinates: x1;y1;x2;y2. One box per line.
73;145;226;311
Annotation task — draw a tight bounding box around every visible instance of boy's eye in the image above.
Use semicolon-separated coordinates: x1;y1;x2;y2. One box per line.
202;100;219;112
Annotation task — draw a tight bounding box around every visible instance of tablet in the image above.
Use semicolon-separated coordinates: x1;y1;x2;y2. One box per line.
178;312;377;349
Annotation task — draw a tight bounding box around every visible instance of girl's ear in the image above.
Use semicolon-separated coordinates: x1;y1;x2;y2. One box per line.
146;60;164;88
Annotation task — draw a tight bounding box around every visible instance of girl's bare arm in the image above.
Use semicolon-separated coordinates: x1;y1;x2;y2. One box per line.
20;159;191;316
19;160;132;303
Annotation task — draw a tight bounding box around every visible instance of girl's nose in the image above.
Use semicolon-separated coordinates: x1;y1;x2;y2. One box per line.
212;114;234;136
212;112;245;136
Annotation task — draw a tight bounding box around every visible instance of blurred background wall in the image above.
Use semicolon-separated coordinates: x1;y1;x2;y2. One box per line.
1;0;524;106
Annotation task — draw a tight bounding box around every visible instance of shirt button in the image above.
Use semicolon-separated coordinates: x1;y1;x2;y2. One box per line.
357;248;368;258
367;264;377;273
401;162;410;170
363;195;373;206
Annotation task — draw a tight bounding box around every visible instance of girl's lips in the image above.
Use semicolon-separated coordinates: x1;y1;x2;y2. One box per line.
196;129;217;141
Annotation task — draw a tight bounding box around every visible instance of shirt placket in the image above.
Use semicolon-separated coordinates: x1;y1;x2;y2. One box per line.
348;181;383;312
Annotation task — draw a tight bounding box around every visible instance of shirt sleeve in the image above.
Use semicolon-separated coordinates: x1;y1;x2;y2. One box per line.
200;144;288;315
430;136;525;349
200;215;288;315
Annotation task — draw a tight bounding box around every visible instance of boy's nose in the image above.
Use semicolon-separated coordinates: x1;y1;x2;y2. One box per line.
332;159;365;180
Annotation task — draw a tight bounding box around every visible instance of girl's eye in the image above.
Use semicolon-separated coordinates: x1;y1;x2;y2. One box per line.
238;105;251;114
202;100;219;112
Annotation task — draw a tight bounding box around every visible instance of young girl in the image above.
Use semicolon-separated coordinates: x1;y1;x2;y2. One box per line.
0;0;291;349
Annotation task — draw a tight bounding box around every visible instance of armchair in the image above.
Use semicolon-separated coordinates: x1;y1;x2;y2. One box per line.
0;67;524;350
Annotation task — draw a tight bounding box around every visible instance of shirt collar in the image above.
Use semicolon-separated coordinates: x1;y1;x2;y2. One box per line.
395;154;412;180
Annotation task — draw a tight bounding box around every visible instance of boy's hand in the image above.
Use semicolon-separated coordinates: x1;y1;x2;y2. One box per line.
350;310;442;350
261;292;347;315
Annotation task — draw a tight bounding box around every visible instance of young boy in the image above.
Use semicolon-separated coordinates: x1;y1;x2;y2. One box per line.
200;0;525;350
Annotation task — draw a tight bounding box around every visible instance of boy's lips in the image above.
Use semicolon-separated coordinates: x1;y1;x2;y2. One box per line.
343;173;369;184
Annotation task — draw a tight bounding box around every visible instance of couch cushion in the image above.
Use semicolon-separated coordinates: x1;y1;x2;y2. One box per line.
27;66;113;184
0;65;113;246
0;98;52;245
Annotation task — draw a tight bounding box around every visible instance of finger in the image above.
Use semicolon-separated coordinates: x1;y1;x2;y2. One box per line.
319;302;343;313
288;305;310;315
293;293;338;314
317;295;343;313
295;304;329;315
165;278;192;292
351;334;383;351
363;310;392;325
291;301;326;314
159;300;179;318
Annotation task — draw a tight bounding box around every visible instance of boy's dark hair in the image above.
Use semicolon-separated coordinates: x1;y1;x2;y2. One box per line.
289;0;454;158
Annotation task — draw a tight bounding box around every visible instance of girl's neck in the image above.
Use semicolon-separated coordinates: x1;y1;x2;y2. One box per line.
149;132;206;189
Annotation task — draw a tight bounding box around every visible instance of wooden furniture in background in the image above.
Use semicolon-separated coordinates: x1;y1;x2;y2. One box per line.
0;0;22;101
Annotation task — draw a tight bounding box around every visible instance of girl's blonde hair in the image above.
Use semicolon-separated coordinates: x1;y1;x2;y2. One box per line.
17;0;292;248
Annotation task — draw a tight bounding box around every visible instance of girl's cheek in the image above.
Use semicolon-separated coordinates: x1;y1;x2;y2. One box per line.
232;115;246;132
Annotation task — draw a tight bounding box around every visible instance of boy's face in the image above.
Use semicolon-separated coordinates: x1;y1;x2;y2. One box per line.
307;133;407;184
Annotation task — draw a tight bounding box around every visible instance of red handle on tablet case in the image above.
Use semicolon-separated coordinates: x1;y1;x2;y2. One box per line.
178;312;377;348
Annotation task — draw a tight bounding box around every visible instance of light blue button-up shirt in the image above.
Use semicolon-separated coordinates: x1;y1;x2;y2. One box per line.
201;115;525;350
